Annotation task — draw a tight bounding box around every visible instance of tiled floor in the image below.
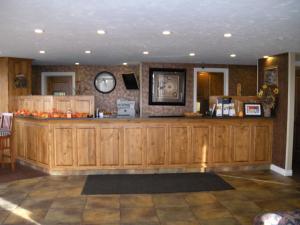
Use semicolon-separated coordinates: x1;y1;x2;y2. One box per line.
0;169;300;225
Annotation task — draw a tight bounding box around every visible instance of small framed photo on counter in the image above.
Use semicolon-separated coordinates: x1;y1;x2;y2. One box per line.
244;103;262;117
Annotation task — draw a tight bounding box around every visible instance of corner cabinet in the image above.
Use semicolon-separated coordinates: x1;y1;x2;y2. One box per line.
13;117;272;174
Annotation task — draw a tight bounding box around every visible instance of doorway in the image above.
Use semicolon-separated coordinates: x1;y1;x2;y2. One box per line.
41;72;76;95
193;68;229;113
293;66;300;171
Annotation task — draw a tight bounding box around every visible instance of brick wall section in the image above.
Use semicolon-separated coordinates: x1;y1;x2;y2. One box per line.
32;63;257;116
32;65;140;113
141;62;257;116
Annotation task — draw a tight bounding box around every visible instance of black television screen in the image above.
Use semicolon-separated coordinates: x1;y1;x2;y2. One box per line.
122;73;139;89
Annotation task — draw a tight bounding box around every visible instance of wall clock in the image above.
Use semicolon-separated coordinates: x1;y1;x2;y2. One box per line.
94;71;116;94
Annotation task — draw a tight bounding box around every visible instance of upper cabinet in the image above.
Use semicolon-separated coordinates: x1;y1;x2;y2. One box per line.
0;57;32;112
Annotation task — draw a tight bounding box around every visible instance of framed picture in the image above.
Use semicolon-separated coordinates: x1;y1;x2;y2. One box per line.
264;66;278;86
244;103;262;117
149;68;186;105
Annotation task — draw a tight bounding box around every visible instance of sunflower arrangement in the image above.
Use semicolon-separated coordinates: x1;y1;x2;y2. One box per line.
257;84;279;109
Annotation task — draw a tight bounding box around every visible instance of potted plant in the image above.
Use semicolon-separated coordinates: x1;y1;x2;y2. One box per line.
257;84;279;117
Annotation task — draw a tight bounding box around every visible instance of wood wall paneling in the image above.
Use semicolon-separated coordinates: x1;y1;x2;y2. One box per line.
258;53;288;168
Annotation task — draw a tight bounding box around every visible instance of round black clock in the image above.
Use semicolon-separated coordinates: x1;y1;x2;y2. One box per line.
94;71;116;94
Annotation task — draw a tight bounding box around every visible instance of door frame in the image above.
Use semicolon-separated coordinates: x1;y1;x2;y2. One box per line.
41;72;76;95
193;68;229;112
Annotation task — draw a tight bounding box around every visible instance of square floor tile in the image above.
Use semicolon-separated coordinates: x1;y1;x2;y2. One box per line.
121;207;159;224
120;195;153;208
86;196;120;209
83;208;120;224
156;207;197;223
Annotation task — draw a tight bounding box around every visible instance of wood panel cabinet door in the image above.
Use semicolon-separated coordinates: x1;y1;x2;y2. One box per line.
99;128;120;167
191;126;209;164
146;127;166;166
124;127;143;166
53;127;74;167
232;126;251;163
253;126;270;162
15;122;26;159
211;126;230;163
76;127;97;166
169;127;189;165
36;125;49;165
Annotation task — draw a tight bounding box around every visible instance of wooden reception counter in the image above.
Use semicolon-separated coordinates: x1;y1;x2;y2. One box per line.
13;116;273;175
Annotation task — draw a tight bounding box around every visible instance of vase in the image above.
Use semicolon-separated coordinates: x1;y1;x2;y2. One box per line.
263;107;271;117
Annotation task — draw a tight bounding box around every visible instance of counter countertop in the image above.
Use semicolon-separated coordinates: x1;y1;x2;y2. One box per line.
15;115;273;121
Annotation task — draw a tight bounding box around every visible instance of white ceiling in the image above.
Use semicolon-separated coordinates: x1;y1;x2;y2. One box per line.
0;0;300;65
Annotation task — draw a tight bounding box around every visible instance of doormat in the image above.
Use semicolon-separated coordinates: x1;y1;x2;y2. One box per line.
82;173;234;195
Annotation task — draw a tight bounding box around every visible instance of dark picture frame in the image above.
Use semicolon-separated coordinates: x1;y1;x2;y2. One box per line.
149;68;186;105
264;66;278;86
244;103;262;117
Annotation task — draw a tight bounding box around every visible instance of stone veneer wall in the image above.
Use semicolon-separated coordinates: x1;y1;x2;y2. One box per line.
32;65;140;113
32;63;257;116
141;62;257;116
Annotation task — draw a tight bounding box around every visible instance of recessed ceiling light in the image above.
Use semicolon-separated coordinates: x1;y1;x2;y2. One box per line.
143;51;149;55
75;62;80;65
230;54;236;58
123;62;128;65
85;50;91;54
162;30;171;35
97;29;106;35
224;33;232;38
39;50;45;54
189;53;195;56
263;55;269;59
34;29;44;34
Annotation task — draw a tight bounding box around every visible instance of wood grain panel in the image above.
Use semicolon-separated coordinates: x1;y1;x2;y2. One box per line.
53;98;72;113
76;127;97;166
232;126;251;162
100;128;120;166
253;126;270;162
124;127;143;166
169;127;188;165
146;127;166;166
0;58;9;112
26;125;37;161
54;127;74;166
15;121;26;158
211;126;230;163
36;125;49;165
192;126;209;163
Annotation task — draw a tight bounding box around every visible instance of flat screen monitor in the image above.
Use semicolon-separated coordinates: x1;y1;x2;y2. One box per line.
122;73;139;89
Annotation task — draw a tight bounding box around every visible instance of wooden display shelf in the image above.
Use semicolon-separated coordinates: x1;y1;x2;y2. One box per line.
13;117;273;175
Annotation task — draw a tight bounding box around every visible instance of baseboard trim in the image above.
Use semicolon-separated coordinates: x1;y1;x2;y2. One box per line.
270;164;293;176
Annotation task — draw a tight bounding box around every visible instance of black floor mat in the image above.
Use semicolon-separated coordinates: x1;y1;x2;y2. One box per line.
82;173;234;195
